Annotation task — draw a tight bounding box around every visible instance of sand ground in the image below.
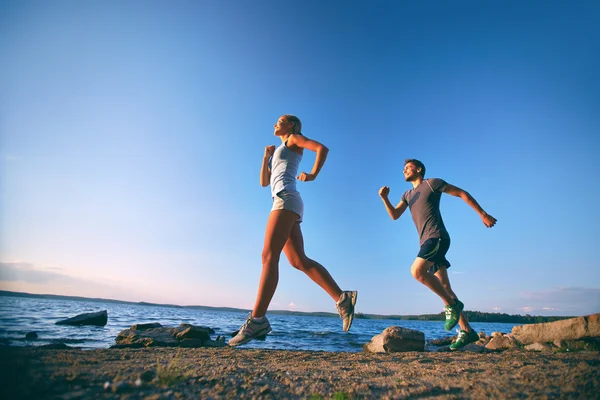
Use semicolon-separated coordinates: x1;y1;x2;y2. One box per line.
1;347;599;399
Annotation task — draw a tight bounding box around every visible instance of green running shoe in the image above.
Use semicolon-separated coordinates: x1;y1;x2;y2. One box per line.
444;299;464;331
450;329;480;350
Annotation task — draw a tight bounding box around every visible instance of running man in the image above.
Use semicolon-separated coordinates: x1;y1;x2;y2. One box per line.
378;159;497;350
229;115;357;347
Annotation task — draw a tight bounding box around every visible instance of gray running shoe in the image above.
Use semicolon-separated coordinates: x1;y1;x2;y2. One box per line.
336;290;358;332
228;314;272;347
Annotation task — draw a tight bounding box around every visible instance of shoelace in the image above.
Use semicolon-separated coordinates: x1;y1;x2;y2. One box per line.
445;307;452;318
239;315;253;332
456;330;466;340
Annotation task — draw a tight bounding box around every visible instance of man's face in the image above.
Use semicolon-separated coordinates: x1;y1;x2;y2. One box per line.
403;162;420;181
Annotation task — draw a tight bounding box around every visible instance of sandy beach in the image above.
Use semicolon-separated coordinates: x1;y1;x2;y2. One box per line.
1;346;598;399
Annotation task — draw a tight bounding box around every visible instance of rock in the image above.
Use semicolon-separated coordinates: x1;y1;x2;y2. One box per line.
363;326;425;353
115;323;221;348
55;310;108;326
131;323;162;330
436;345;452;352
525;342;551;351
492;332;503;338
554;339;564;348
175;326;211;341
512;313;600;345
25;332;38;340
485;334;520;350
180;323;215;334
428;336;454;346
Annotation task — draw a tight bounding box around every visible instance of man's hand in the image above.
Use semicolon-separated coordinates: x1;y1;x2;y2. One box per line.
297;172;316;182
482;213;497;228
264;145;275;158
379;186;390;198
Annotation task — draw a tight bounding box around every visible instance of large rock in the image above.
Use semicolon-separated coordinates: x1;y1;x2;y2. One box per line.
55;310;108;326
114;323;221;348
512;313;600;345
363;326;425;353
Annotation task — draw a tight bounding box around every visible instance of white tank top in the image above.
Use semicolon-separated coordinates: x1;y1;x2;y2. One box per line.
270;139;303;197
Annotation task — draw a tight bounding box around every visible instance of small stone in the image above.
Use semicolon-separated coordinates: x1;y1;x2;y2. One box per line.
103;381;111;391
111;381;132;394
25;332;38;340
140;370;155;383
135;378;142;387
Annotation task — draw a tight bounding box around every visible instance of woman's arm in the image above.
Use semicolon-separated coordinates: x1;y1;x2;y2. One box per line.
287;134;329;182
260;145;275;187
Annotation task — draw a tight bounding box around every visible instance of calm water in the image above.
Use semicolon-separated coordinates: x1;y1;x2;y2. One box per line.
0;296;519;352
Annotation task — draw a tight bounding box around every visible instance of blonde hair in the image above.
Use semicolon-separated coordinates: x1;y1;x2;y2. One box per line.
283;115;302;134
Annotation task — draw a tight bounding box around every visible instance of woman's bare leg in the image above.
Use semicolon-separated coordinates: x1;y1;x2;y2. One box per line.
252;210;299;318
283;222;342;301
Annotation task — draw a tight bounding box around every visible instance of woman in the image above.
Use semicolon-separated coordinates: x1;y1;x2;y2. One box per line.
229;115;357;346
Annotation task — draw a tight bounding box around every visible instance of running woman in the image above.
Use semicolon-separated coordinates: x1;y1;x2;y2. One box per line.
229;115;357;346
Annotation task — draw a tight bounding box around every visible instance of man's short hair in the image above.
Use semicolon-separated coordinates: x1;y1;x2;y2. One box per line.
405;159;426;177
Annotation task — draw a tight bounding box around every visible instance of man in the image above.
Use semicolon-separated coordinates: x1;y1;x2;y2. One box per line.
379;159;497;350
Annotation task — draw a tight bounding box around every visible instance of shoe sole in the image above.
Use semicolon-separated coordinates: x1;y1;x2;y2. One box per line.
228;326;272;347
344;291;358;332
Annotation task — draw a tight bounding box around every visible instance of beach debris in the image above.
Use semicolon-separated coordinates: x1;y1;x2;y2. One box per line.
134;378;142;387
363;326;425;353
512;313;600;344
55;310;108;326
25;332;38;340
103;381;111;391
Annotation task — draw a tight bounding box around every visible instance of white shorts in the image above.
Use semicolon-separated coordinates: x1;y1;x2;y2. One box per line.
271;190;303;222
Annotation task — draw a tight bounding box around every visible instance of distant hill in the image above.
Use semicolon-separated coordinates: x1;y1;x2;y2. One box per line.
0;290;574;324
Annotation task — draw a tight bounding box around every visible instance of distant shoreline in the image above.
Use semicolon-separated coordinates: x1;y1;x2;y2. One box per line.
0;290;573;324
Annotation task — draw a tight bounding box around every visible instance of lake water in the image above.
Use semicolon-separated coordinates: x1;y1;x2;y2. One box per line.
0;296;519;352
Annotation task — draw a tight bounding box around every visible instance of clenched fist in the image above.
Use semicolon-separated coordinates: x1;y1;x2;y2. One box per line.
379;186;390;197
264;145;276;158
297;172;315;182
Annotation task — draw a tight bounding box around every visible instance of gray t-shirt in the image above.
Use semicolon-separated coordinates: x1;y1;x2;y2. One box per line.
402;178;450;245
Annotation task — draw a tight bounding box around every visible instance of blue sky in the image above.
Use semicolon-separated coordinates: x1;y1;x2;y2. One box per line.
1;0;599;317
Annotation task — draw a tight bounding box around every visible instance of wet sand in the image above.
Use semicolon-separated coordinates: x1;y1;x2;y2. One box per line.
1;346;598;399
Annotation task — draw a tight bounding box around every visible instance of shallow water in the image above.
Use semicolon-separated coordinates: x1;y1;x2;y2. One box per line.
0;296;518;352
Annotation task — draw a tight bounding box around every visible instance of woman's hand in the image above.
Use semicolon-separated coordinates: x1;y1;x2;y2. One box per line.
297;172;316;182
264;145;275;158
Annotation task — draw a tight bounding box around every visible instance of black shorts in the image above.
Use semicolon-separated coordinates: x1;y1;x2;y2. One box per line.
417;237;451;274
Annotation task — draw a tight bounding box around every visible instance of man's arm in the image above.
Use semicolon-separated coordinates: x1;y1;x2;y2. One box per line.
379;186;408;220
442;184;497;228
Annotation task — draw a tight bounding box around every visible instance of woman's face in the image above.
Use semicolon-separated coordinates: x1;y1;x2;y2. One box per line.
273;116;293;137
